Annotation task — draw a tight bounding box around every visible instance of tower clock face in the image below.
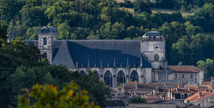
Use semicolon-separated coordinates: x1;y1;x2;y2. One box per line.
153;44;159;50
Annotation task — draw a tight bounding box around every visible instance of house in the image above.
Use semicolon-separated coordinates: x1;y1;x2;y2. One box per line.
168;66;204;84
170;88;198;99
184;91;214;108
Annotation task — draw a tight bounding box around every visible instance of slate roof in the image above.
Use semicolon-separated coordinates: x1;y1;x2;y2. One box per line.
38;26;58;34
52;40;151;68
143;31;163;36
24;40;151;68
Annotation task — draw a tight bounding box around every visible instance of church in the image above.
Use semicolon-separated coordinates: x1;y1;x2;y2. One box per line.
24;26;169;87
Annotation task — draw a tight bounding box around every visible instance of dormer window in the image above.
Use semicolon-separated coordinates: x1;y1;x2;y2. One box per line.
154;54;159;61
43;37;47;45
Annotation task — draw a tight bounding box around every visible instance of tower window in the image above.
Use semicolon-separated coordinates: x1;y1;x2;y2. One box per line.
44;53;47;60
154;54;159;61
43;37;47;45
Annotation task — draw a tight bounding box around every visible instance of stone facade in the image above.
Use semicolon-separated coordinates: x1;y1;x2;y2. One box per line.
25;26;171;87
168;66;204;84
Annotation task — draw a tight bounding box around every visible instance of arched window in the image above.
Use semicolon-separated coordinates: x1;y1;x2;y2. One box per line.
80;70;86;75
117;70;126;85
44;52;47;60
93;70;99;77
104;70;112;87
130;70;139;82
43;37;47;45
154;54;159;61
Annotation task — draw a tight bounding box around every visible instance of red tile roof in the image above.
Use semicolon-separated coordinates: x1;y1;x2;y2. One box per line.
184;84;198;89
168;66;202;73
146;95;163;103
185;92;214;102
171;88;198;94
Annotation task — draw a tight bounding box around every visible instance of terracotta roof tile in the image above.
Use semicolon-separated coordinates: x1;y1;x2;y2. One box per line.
146;95;163;103
172;88;198;94
184;84;198;89
185;92;214;102
168;66;202;73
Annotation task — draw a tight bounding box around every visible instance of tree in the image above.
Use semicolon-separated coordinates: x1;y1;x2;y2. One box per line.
25;27;39;40
0;21;7;41
190;34;214;64
133;0;151;14
68;71;110;108
18;82;100;108
128;97;147;103
187;3;214;32
0;0;24;23
20;6;48;27
159;21;186;64
170;36;192;65
58;22;71;40
197;59;214;78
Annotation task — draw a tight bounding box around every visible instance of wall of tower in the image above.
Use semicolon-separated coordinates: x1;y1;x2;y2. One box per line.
38;26;58;63
141;40;166;69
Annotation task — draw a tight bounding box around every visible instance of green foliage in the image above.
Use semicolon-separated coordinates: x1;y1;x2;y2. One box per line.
170;33;214;65
0;21;7;41
0;38;109;107
128;97;147;103
197;59;214;78
18;82;100;108
0;38;42;107
187;3;214;32
25;27;39;40
68;71;110;108
133;0;151;14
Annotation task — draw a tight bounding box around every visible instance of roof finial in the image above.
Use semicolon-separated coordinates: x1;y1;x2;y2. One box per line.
100;59;103;67
114;58;116;67
127;57;129;67
140;55;143;67
88;58;90;67
76;61;78;67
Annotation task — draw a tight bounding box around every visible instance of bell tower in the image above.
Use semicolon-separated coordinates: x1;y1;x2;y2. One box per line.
141;31;168;81
38;26;58;63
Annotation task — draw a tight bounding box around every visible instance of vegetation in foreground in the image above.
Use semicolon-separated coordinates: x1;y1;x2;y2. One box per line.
19;82;100;108
0;24;110;108
0;0;214;107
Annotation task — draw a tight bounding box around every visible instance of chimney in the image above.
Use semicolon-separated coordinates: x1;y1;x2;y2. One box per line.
135;82;138;89
152;90;156;95
188;88;190;91
178;84;180;89
198;92;202;98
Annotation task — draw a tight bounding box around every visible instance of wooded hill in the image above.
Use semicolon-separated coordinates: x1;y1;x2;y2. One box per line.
1;0;214;75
